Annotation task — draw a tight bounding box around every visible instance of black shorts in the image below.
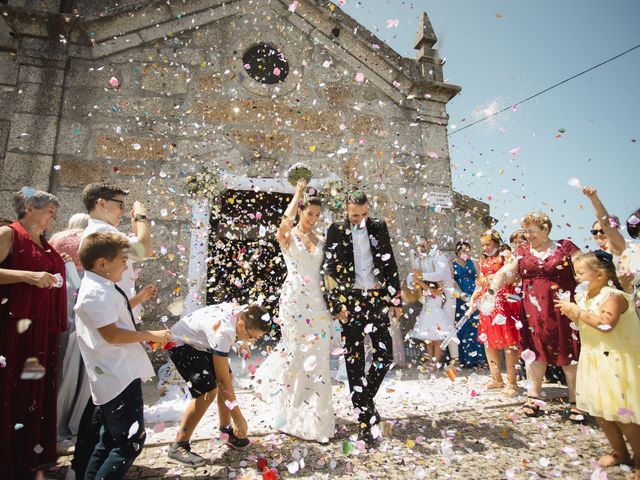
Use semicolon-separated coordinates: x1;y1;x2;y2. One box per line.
168;344;219;398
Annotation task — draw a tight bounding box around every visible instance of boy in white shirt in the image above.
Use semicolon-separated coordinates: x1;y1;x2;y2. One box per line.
74;232;171;480
167;303;271;466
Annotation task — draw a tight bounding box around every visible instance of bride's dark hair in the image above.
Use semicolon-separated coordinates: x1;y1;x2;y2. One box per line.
299;196;322;211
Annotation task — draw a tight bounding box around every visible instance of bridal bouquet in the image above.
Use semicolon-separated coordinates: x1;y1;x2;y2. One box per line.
285;162;313;186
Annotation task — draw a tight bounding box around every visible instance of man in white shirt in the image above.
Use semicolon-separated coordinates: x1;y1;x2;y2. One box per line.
74;232;170;480
81;182;156;320
166;303;271;466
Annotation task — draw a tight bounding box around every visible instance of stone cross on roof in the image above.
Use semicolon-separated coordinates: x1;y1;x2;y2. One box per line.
414;11;438;51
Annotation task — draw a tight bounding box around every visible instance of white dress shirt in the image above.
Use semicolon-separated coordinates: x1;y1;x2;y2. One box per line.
74;271;155;405
82;218;142;321
407;248;455;289
352;225;378;289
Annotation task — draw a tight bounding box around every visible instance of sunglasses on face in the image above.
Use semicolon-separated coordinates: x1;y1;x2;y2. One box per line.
591;229;606;236
104;198;126;210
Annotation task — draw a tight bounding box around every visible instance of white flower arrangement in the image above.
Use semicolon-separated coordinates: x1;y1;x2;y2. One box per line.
285;162;313;187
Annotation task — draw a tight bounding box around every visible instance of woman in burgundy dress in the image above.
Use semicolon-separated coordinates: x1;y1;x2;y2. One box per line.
468;230;521;397
0;189;67;479
492;212;581;418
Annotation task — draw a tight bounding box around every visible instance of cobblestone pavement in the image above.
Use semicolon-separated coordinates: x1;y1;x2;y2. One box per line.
49;365;631;480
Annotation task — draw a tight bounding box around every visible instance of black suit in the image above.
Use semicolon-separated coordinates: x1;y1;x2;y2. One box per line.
322;217;401;430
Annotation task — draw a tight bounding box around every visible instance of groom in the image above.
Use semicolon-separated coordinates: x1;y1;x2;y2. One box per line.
322;190;402;446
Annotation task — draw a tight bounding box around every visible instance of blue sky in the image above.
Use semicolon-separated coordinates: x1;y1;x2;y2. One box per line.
336;0;639;249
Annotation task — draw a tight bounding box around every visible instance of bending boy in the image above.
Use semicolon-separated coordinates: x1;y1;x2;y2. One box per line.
167;303;271;466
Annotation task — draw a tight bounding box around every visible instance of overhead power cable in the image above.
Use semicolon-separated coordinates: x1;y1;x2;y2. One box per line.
448;42;640;136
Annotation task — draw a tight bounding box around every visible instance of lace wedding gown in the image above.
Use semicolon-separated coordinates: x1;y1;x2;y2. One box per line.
253;233;335;443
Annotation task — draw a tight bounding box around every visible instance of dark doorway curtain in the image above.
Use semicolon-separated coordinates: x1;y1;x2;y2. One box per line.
206;189;291;324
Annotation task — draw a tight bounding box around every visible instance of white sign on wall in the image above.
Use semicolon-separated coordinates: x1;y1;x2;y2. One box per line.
426;191;453;209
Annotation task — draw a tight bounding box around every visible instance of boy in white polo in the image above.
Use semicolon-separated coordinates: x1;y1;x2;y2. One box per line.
74;232;171;480
167;303;271;466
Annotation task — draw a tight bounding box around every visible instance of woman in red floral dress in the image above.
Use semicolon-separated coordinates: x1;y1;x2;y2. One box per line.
468;230;521;397
492;212;581;418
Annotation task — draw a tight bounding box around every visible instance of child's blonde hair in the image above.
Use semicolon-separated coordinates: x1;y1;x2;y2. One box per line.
573;251;623;290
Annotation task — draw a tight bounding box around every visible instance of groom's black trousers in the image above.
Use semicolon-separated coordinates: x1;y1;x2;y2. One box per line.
341;289;394;427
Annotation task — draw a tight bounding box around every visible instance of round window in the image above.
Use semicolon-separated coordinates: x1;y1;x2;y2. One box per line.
242;44;289;84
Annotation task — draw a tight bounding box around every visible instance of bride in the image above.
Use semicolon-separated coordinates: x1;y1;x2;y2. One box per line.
253;179;335;443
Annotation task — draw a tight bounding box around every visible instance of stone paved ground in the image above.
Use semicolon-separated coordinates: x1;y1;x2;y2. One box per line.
49;362;631;480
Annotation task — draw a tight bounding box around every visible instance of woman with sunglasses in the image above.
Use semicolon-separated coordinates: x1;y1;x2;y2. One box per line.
583;187;627;257
583;186;640;320
583;187;637;289
590;222;610;254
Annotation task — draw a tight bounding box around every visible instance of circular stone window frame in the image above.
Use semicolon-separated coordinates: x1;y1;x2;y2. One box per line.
234;36;303;97
242;43;290;85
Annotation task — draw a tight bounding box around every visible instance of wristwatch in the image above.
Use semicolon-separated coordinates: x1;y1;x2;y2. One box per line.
133;214;148;223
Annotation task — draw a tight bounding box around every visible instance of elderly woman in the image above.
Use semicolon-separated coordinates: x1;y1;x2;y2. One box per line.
491;212;581;419
49;213;90;439
0;188;68;479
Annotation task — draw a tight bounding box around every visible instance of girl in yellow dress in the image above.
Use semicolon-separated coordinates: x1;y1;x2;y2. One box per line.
555;251;640;479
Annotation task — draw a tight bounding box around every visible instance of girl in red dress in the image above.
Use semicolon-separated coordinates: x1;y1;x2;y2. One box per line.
468;230;521;397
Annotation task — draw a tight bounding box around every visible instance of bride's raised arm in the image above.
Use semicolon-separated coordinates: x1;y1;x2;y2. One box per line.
276;179;307;249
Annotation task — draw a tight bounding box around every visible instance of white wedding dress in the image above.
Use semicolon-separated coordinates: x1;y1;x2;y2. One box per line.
253;233;335;443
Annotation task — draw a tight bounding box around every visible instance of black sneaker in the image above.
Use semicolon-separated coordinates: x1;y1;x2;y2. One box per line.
220;426;251;449
167;441;206;467
357;428;380;449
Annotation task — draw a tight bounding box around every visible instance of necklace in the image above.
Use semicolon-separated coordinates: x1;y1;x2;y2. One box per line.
531;241;555;262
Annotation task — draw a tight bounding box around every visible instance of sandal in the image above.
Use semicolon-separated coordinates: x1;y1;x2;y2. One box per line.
503;384;520;398
486;379;505;390
563;402;587;424
521;398;544;417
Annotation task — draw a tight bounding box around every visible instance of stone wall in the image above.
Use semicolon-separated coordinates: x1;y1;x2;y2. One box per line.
0;0;491;329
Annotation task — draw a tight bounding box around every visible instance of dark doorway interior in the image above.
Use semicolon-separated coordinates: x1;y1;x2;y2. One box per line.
206;189;292;318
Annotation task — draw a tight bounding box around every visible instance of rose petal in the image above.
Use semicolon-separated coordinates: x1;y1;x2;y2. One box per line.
303;355;317;372
567;177;582;188
521;349;536;364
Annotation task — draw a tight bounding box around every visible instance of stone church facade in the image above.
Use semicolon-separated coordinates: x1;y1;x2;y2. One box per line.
0;0;491;322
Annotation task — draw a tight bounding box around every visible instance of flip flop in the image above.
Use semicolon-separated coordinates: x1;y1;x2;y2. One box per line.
563;402;587;424
521;398;544;417
486;379;505;390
